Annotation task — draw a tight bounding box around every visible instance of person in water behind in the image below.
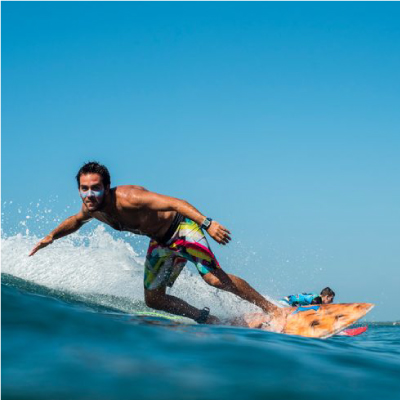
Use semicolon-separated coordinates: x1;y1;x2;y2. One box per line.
280;287;335;306
29;161;286;329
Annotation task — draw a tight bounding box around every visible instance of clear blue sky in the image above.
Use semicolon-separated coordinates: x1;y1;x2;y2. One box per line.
2;2;400;320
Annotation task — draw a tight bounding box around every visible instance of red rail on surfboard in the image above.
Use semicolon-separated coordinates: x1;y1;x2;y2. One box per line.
339;326;368;336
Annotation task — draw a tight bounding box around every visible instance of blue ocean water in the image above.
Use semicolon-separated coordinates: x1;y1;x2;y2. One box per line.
2;225;400;400
2;272;400;400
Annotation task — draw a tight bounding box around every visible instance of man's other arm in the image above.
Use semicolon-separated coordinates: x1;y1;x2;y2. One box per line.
29;206;92;256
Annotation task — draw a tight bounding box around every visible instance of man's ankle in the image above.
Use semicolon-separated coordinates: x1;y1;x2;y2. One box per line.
194;307;210;324
206;315;220;325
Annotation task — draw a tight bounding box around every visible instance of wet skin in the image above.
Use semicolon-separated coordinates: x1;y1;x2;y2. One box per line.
29;173;285;328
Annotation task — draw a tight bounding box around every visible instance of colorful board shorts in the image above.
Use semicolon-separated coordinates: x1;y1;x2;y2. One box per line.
144;217;220;290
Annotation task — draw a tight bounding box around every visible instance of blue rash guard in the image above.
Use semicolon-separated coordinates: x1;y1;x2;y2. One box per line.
281;293;322;306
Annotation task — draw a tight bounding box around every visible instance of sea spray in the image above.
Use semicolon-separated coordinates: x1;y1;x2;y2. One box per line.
2;200;279;319
1;225;274;319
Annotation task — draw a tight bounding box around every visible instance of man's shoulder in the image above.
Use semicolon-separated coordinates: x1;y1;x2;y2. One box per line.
114;185;150;198
115;185;149;192
114;185;151;208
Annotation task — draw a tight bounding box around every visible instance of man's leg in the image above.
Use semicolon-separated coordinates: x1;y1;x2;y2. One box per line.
202;268;281;315
144;241;218;324
144;286;219;324
202;269;287;331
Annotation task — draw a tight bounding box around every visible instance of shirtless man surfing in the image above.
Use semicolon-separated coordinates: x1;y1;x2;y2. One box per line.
30;161;285;327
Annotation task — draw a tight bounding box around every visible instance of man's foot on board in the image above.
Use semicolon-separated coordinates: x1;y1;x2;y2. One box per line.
267;308;287;333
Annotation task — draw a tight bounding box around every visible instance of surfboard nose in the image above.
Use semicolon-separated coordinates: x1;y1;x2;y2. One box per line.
355;303;375;312
283;302;375;339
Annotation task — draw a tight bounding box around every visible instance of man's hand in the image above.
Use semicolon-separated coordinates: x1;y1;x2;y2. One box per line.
207;221;231;245
28;211;89;257
29;235;54;256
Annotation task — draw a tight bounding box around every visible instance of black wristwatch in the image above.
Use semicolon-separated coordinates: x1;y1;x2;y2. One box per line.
201;217;213;231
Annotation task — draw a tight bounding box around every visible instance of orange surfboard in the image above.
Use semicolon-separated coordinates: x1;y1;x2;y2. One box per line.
283;303;374;338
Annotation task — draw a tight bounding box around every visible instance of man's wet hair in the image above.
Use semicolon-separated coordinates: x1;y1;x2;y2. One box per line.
320;287;335;298
76;161;111;188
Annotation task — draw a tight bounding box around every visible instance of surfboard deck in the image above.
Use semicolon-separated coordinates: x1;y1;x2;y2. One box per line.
134;311;185;321
126;311;193;326
283;303;374;339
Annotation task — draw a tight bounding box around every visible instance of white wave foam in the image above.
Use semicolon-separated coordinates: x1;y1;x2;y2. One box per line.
1;225;276;319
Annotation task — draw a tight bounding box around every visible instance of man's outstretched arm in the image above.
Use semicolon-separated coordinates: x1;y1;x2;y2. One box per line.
29;207;92;256
129;190;231;245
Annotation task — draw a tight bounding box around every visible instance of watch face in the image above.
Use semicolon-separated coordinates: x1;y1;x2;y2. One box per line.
202;218;211;229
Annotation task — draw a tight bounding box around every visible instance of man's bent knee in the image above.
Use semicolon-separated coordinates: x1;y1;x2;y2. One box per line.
202;270;231;289
202;272;218;287
202;270;240;293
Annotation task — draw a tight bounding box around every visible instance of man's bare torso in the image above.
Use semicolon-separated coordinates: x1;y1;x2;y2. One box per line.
88;186;176;241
